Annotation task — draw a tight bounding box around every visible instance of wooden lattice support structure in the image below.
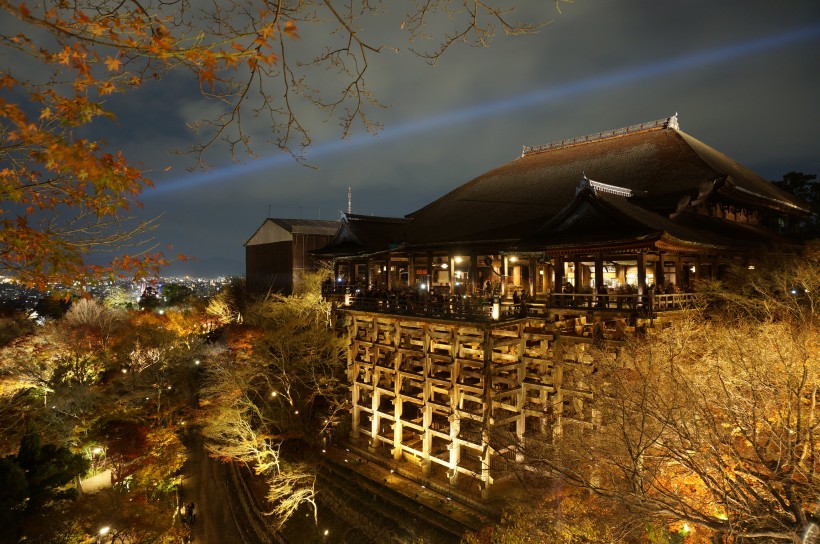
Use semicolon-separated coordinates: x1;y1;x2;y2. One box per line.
345;310;609;498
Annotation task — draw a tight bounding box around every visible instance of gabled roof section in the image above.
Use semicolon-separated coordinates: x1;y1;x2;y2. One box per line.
312;213;411;258
675;132;812;214
521;179;699;250
245;218;340;247
520;177;793;253
403;115;808;246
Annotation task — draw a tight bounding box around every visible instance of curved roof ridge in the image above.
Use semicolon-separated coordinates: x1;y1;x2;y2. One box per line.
521;114;680;156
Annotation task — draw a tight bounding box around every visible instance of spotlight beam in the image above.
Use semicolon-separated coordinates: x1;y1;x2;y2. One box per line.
146;22;820;198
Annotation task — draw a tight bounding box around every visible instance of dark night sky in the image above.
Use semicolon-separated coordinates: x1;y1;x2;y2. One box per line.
92;0;820;276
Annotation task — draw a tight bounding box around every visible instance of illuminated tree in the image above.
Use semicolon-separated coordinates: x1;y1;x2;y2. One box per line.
0;303;117;449
103;286;139;310
114;310;201;425
0;295;201;543
205;277;249;331
513;249;820;543
264;459;318;529
0;312;34;347
1;1;563;287
462;486;636;544
18;487;185;544
200;288;346;528
0;426;90;543
62;297;127;354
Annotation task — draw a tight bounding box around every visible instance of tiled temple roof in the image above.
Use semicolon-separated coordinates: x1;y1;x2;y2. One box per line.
403;115;807;246
313;214;411;258
315;115;809;258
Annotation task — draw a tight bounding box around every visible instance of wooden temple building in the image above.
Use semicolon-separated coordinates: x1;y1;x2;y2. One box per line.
314;115;810;499
245;218;339;295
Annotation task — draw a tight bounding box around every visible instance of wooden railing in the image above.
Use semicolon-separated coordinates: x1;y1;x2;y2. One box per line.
341;294;525;323
325;286;698;322
547;292;697;311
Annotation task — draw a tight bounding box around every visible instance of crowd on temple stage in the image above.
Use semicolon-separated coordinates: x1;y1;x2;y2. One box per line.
322;278;687;316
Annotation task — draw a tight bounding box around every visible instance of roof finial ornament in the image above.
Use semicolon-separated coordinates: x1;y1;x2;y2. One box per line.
347;187;352;215
577;172;591;194
666;113;680;130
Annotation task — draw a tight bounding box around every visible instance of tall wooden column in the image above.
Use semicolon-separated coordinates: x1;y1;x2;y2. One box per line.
392;334;404;460
573;258;582;292
421;325;433;474
637;252;647;306
480;330;494;499
448;416;461;484
370;371;381;448
502;256;509;296
515;323;526;462
554;256;564;292
351;369;361;438
366;258;372;289
449;252;456;293
674;256;683;290
594;254;605;308
427;251;434;291
386;253;392;291
470;252;479;295
655;252;665;287
528;257;536;298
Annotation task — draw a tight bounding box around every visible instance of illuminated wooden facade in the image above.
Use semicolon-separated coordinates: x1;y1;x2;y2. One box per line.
245;218;339;294
317;116;810;497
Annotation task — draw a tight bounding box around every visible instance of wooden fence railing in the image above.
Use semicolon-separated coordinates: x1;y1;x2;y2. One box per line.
326;289;698;322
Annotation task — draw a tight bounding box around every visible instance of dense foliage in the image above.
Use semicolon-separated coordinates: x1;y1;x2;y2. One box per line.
199;275;347;528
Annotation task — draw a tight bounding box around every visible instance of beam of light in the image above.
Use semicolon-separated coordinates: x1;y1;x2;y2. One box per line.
146;22;820;198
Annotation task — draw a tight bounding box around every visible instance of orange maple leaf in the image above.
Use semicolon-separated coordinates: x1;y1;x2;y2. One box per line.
284;20;299;40
104;56;122;72
98;81;117;95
